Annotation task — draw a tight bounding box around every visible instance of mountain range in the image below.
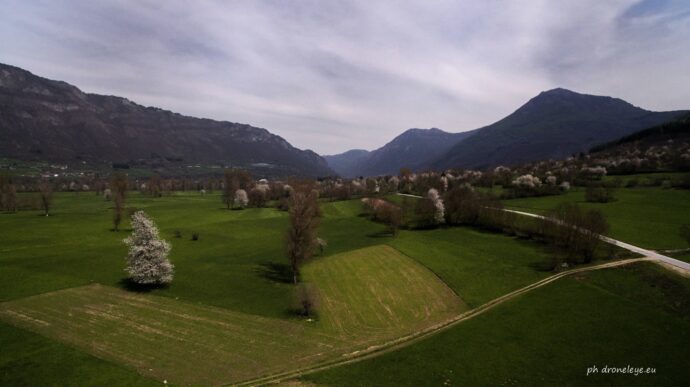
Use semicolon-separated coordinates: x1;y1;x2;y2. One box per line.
2;63;687;179
326;88;686;176
0;63;333;177
323;128;476;177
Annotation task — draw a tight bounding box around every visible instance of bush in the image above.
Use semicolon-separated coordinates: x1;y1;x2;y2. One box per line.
585;185;616;203
543;203;610;265
191;232;200;241
248;187;267;208
625;178;639;188
444;186;480;225
412;197;439;229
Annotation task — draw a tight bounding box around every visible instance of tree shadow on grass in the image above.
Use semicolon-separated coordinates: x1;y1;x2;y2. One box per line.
117;278;169;293
255;262;293;284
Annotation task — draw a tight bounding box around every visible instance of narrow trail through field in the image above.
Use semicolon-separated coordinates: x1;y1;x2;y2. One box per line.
239;257;654;386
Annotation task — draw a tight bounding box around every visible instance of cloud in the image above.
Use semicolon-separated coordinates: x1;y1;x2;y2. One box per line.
1;0;689;154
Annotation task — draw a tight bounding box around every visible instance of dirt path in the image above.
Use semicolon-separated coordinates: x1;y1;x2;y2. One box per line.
236;257;654;386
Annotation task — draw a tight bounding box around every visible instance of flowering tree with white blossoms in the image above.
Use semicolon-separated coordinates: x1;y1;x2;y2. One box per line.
234;189;248;208
123;211;174;285
512;174;542;188
427;188;445;224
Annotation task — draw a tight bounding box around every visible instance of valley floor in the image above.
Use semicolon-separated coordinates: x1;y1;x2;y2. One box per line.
0;189;689;385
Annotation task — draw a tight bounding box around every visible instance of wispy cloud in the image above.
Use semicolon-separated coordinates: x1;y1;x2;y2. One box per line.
1;0;689;154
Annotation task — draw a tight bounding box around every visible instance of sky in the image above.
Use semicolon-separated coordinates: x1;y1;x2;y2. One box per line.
1;0;690;154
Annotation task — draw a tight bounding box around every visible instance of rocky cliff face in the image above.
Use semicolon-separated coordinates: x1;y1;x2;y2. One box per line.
0;63;333;177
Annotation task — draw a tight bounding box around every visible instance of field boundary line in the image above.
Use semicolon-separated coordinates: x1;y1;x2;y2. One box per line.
234;256;654;386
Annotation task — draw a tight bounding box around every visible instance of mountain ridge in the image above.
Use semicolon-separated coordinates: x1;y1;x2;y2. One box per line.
324;127;476;177
0;63;333;177
431;88;687;170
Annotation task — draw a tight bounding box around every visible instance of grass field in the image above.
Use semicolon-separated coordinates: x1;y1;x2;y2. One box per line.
503;187;690;250
0;245;465;385
389;228;553;307
304;245;467;338
0;192;392;315
304;262;690;386
2;191;689;385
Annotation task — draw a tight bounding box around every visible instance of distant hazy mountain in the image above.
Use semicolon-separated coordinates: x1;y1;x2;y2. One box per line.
322;149;370;178
0;63;333;177
432;88;686;170
324;128;476;177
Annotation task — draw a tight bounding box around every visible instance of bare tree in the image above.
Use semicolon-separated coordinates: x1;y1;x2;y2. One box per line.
546;203;610;265
111;173;128;231
286;189;320;284
148;174;162;197
222;168;252;209
0;175;17;213
444;185;480;225
379;203;403;235
38;180;53;216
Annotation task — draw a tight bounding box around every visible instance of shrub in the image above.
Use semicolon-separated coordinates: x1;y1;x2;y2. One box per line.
191;232;199;241
315;237;327;255
248;187;267;208
295;283;319;317
625;178;639;188
585;185;616;203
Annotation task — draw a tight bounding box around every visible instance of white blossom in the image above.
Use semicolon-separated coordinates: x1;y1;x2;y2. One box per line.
124;211;174;285
427;188;445;224
234;189;248;208
494;166;511;174
512;174;542;188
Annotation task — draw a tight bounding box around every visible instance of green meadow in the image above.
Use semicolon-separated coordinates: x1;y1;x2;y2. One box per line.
503;185;690;250
305;262;690;386
1;190;689;385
